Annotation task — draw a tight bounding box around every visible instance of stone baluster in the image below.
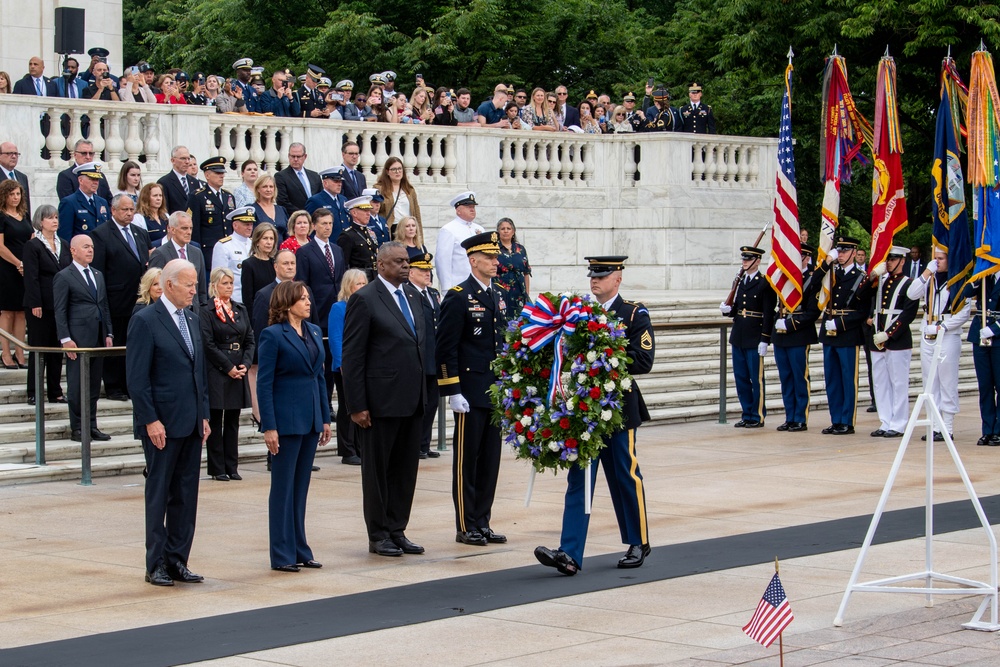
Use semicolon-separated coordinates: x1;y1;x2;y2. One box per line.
124;111;143;165
574;140;589;185
704;143;718;186
45;106;67;167
442;134;457;182
142;112;161;170
415;134;432;182
715;144;729;186
726;144;740;186
262;126;280;172
66;109;85;159
247;124;265;165
218;123;236;166
429;134;445;182
736;143;750;185
748;145;760;185
357;129;375;182
499;139;514;184
232;124;251;169
525;138;539;185
373;130;390;175
104;111;125;170
537;139;551;185
511;138;527;184
624;140;638;184
88;108;107;159
691;142;705;183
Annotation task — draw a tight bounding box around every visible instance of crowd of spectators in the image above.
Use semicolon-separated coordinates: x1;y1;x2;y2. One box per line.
1;49;719;135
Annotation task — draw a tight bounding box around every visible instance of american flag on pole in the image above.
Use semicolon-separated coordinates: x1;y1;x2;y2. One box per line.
766;59;803;311
743;573;794;647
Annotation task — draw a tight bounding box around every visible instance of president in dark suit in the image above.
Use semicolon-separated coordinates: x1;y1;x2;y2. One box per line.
0;142;31;215
342;242;426;557
127;259;211;587
156;146;201;214
56;140;114;202
148;211;208;307
92;195;151;400
53;235;114;442
257;280;331;571
275;143;321;213
57;162;112;241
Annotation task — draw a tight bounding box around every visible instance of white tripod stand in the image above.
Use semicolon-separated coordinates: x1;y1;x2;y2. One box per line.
833;333;1000;631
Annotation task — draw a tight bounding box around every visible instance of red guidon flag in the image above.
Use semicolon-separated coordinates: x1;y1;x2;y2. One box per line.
870;54;909;269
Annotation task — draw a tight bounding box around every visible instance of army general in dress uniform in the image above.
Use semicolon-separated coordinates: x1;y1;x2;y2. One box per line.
188;156;236;261
57;162;111;241
720;246;775;428
535;256;655;576
436;231;510;547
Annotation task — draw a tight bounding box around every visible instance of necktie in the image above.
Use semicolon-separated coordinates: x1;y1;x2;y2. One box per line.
83;268;98;300
181;175;189;196
35;78;43;96
178;245;187;260
395;288;416;336
323;243;336;276
70;83;76;99
176;308;194;358
86;197;94;210
297;170;311;196
7;171;14;181
123;226;139;259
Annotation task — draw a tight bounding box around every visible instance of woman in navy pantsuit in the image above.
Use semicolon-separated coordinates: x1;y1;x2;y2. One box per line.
256;280;332;572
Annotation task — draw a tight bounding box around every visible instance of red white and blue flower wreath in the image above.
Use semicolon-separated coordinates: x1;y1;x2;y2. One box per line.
489;292;634;474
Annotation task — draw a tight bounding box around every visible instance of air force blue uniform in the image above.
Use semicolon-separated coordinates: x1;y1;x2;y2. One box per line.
304;190;350;236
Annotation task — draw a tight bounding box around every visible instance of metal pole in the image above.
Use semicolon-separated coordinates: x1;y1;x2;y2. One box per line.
79;351;92;486
34;350;45;465
436;396;447;451
719;324;728;423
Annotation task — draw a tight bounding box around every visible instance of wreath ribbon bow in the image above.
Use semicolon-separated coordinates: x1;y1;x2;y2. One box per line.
520;294;589;404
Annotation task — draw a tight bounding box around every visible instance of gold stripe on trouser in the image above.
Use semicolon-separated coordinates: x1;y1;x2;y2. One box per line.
456;412;466;532
756;354;765;421
803;344;811;422
627;429;648;544
850;347;859;427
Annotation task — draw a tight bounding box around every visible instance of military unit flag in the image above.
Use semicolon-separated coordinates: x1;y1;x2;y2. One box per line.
869;54;909;270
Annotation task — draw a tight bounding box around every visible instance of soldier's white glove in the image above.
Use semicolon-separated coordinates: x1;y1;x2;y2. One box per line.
719;302;732;315
757;342;769;357
982;327;995;341
926;259;939;275
923;324;940;336
775;318;787;332
872;263;887;277
829;250;841;264
449;394;470;413
824;319;837;332
873;331;889;345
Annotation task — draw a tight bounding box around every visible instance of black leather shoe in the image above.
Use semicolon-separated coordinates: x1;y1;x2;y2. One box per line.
776;422;790;431
418;451;428;459
743;421;764;429
107;392;129;402
391;536;425;554
534;546;579;576
27;396;35;406
426;451;441;458
882;430;903;438
988;435;1000;447
978;435;992;446
821;424;838;435
733;420;748;428
870;429;886;437
788;422;808;432
618;543;651;569
369;539;403;556
867;405;879;413
341;456;361;466
299;560;323;568
272;564;300;572
831;425;854;435
145;564;174;586
70;429;82;442
166;562;204;583
212;474;230;481
54;395;67;404
480;528;507;544
312;465;320;471
91;429;111;441
456;530;487;546
228;472;242;481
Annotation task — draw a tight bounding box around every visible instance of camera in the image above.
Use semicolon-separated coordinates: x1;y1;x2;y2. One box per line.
282;80;289;89
331;92;344;102
130;66;139;76
101;72;111;80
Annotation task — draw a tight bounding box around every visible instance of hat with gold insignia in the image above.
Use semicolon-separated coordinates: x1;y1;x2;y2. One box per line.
318;77;332;89
835;235;860;250
382;71;396;83
232;58;254;71
226;207;256;224
200;156;227;174
306;64;325;81
345;195;373;210
336;79;354;91
320;166;344;181
740;246;764;260
585;255;628;277
586;90;598;101
449;191;477;208
369;72;387;86
407;247;434;270
462;231;500;256
623;91;636;102
653;87;670;101
73;161;103;179
689;82;703;92
800;243;816;258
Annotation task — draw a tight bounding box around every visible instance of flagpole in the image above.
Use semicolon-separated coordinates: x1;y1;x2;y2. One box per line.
776;557;784;667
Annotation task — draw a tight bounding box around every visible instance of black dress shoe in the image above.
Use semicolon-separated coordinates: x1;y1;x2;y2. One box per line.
618;543;652;569
821;424;838;435
145;564;174;586
369;539;403;557
831;425;855;435
788;422;808;432
882;430;903;438
870;429;886;437
776;422;790;431
418;452;428;459
988;435;1000;447
91;429;111;441
867;405;879;413
743;421;764;429
480;528;507;544
391;536;425;554
978;435;992;446
53;395;67;404
272;564;300;572
456;530;487;546
228;472;242;481
342;456;361;465
212;474;230;481
426;451;441;458
312;465;321;471
733;420;748;428
16;361;28;369
534;546;579;576
1;360;17;370
107;392;129;402
70;429;82;442
26;396;35;406
166;562;204;583
299;560;323;568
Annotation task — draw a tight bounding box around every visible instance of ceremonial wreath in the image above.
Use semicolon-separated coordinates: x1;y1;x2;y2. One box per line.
489;292;634;472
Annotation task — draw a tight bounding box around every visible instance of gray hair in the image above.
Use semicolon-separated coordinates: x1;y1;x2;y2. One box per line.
73;139;94;152
168;210;191;228
170;145;189;159
208;267;235;297
160;258;196;289
31;204;57;231
376;240;406;261
111;194;134;209
275;247;296;261
288;142;306;153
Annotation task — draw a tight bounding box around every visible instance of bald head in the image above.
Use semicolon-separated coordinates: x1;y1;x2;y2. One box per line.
70;234;94;266
28;57;44;78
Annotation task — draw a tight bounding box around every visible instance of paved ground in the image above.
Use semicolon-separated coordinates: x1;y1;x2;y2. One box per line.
3;394;1000;666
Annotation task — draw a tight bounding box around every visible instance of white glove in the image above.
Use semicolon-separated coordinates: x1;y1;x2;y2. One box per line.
775;318;787;332
926;259;939;275
757;342;769;357
873;331;889;345
719;302;732;315
829;250;841;264
449;394;470;413
824;319;837;332
923;323;939;336
872;263;887;277
982;327;995;341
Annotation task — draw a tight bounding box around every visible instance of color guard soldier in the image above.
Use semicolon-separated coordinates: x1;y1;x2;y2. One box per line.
535;256;655;576
436;231;510;547
642;87;680;132
966;275;1000;445
337;195;379;281
188;156;236;261
771;243;819;431
57;162;111;241
212;207;255;304
406;248;442;460
811;236;870;435
679;82;717;134
720;246;775;427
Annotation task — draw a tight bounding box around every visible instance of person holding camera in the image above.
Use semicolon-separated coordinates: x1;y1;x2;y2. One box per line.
83;61;120;102
118;66;156;103
184;73;209;105
260;69;301;117
432;87;456;125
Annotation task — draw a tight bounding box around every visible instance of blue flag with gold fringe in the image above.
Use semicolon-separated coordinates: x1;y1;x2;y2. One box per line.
969;50;1000;283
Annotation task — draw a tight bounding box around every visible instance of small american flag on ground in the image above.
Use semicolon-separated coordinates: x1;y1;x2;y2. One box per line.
743;572;793;647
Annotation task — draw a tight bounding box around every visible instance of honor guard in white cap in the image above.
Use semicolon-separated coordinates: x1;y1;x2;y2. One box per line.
337;196;379;281
435;191;484;290
58;162;111;240
212;207;256;303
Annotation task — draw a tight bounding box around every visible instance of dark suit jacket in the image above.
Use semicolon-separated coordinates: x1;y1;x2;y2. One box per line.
156;171;202;214
275;167;321;213
252;280;320;345
563;104;581;128
903;257;925;280
294;240;345;332
0;169;30;215
53;264;113;346
126;299;210;439
148;242;208;307
341;279;426;418
340;168;367;201
53;76;87;98
256;321;331;434
23;238;72;311
56;166;113;202
13;74;59;97
91;222;151;317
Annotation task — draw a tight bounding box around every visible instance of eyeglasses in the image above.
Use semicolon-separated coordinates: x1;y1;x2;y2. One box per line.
557;92;568;96
0;151;20;157
288;153;306;159
76;151;95;156
344;151;360;156
547;99;556;104
615;114;625;118
356;97;367;102
388;167;403;173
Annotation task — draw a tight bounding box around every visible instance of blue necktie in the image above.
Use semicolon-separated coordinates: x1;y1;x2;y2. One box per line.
83;268;98;300
34;78;43;96
123;226;139;260
394;288;416;336
175;308;194;358
297;170;311;196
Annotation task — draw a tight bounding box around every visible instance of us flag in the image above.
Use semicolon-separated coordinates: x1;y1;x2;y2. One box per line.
765;60;803;311
743;573;794;647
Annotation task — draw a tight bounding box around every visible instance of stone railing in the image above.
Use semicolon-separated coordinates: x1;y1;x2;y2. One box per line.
0;95;779;291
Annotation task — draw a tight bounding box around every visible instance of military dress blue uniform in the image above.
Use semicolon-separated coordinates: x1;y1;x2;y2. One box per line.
56;162;111;241
305;167;351;238
771;251;819;431
966;276;1000;445
187;157;236;261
